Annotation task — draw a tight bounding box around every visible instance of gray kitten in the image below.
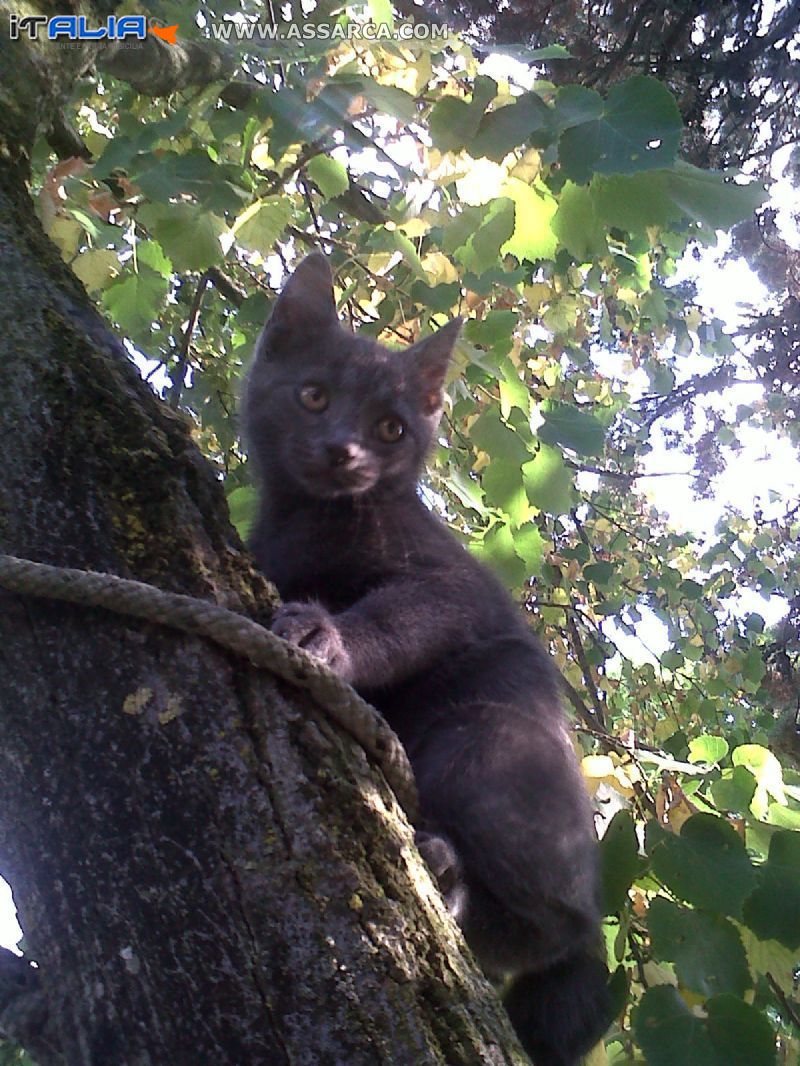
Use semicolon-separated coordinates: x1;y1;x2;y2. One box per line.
244;253;609;1065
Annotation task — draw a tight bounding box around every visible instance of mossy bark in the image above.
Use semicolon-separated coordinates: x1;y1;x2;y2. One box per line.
0;21;527;1066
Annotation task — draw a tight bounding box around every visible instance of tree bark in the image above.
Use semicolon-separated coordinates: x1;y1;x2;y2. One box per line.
0;12;526;1066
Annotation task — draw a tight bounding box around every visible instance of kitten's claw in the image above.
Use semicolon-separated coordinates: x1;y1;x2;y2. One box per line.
271;602;351;678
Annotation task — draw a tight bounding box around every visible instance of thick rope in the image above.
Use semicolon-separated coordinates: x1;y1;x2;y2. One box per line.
0;554;418;819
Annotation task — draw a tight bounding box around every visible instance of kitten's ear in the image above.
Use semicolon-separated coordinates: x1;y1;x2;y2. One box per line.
406;317;462;414
259;252;338;355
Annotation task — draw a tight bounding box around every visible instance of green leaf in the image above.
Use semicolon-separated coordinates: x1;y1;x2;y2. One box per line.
307;155;349;200
226;486;259;541
356;77;417;123
636;987;775;1066
512;523;544;574
705;995;777;1066
552;85;604;131
664;161;766;229
471;408;529;465
688;736;729;765
443;205;483;254
487;43;571;63
647;814;756;917
523;445;574;515
411;280;461;314
558;76;682;184
429;97;476;153
482;461;529;527
429;77;497;153
552;181;608;260
648;898;751;997
368;0;394;27
446;467;485;513
464;311;518;350
711;767;757;813
457;198;516;275
538;403;605;457
679;578;704;600
233;197;293;254
635;986;720;1066
500;179;558;262
92;108;189;180
139;204;225;271
471;92;551;161
584;561;615;586
742;830;800;949
733;744;784;818
136;240;172;278
661;648;684;672
766;803;800;830
387;229;427;278
498;375;530;419
102;269;169;340
600;810;641;914
473;521;526;588
740;648;766;686
592;171;679;231
134;149;248;213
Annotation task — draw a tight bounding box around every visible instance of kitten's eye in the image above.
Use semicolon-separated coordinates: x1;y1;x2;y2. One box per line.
298;383;329;412
377;416;404;443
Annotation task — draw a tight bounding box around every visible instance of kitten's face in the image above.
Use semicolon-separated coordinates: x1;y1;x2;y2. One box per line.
244;254;461;501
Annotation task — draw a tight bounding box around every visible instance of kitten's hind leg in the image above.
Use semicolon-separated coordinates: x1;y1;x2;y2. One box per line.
415;830;468;922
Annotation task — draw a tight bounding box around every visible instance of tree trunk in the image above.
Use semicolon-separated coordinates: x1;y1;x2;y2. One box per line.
0;14;526;1066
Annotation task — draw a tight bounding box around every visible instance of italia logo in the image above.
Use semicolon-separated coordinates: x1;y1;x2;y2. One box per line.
8;14;179;43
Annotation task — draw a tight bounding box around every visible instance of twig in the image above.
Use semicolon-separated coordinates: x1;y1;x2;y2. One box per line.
206;266;245;307
300;173;322;234
627;929;649;990
169;271;211;410
767;973;800;1030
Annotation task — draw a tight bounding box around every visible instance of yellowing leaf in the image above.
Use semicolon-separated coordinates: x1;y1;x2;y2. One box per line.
72;249;120;293
501;178;558;261
524;282;553;311
400;218;431;238
733;744;786;819
582;755;637;798
583;757;617;780
47;215;83;259
509;147;542;183
421;252;459;284
250;142;274;171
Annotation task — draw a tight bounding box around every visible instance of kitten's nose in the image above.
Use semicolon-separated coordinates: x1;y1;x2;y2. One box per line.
326;441;359;468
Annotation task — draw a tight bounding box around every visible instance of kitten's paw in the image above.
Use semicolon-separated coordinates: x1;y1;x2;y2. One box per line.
271;602;351;678
416;831;466;918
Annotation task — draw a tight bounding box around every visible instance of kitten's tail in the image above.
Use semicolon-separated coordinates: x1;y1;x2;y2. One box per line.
503;951;611;1066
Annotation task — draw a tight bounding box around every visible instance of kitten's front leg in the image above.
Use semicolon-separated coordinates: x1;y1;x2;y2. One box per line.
415;830;468;921
271;602;352;679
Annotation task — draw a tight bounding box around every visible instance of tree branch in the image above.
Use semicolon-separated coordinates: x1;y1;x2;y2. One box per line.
98;36;237;98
